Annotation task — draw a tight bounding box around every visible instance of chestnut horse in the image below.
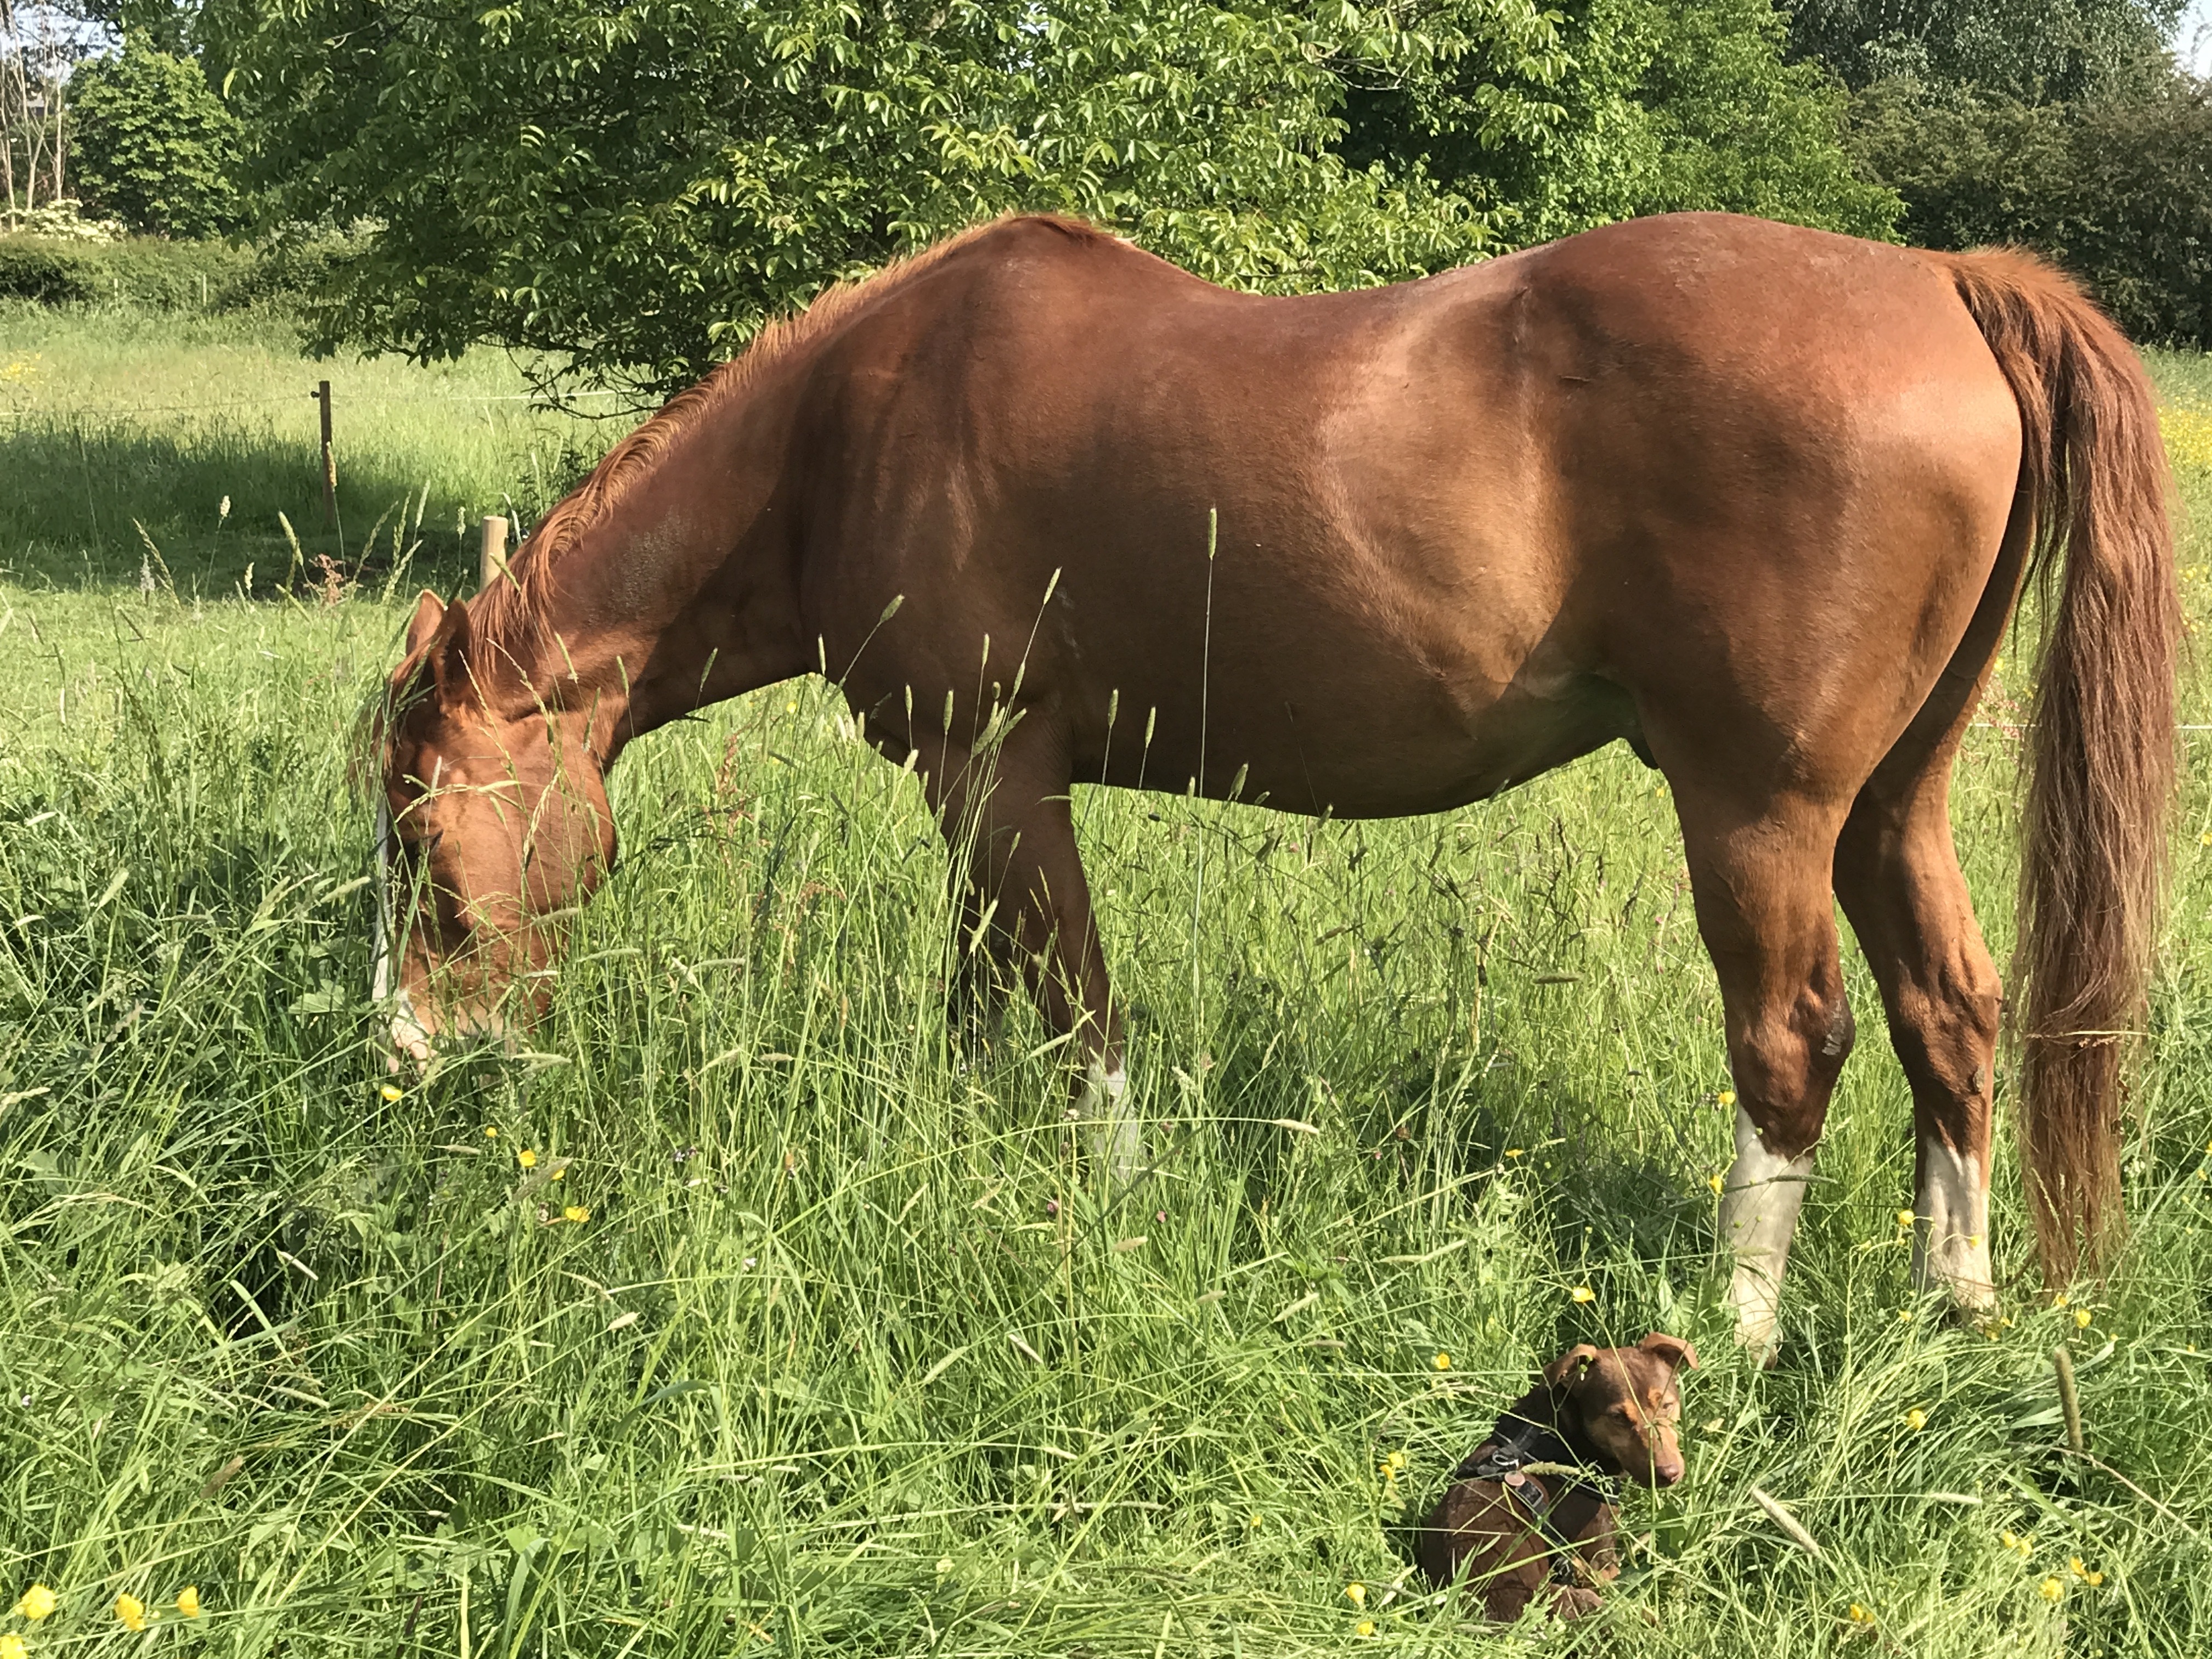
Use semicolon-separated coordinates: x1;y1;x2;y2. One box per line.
372;212;2176;1352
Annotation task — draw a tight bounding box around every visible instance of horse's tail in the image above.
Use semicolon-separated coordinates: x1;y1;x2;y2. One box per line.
1932;247;2180;1287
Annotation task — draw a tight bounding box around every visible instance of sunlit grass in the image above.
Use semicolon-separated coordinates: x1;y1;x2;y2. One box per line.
1;326;2211;1655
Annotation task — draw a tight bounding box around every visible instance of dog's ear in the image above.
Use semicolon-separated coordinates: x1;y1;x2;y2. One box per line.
1637;1332;1700;1373
1543;1344;1602;1389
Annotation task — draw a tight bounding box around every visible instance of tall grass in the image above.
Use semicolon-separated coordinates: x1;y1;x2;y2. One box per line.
3;323;2212;1655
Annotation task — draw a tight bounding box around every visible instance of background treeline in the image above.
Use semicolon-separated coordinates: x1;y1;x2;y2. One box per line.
4;0;2207;381
1801;0;2210;349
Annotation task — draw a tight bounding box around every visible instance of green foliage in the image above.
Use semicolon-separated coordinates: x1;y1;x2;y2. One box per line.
202;0;1532;392
0;232;260;310
1848;72;2212;346
1342;0;1899;246
1786;0;2177;102
0;238;101;304
1788;1;2205;343
66;35;246;240
0;201;126;242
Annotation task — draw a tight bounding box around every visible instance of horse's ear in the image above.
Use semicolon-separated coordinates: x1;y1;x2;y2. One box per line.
405;589;447;656
1543;1344;1601;1389
1638;1332;1700;1373
404;591;475;705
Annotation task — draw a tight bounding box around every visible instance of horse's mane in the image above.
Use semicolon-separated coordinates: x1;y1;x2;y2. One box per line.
471;212;1111;655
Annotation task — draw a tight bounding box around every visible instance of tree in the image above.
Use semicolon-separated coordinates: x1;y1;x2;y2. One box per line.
1341;0;1899;246
1788;0;2209;344
203;0;1558;392
68;32;243;238
1849;70;2212;345
1786;0;2177;103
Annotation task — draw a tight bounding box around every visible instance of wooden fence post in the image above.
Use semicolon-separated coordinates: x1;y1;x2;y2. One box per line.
314;380;336;528
479;516;510;589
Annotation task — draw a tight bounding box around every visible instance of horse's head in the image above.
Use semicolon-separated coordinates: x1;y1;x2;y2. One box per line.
373;590;615;1066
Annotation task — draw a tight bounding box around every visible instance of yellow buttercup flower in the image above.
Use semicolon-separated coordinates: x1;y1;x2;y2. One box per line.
1432;1352;1452;1371
14;1584;55;1620
484;1126;498;1139
379;1083;402;1103
2038;1576;2063;1602
1355;1619;1376;1637
1718;1090;1736;1108
1387;1449;1407;1472
1896;1210;1915;1229
1848;1603;1873;1625
550;1166;566;1181
1346;1582;1367;1607
176;1586;200;1618
116;1592;148;1631
2074;1308;2091;1329
1708;1173;1724;1193
1904;1407;1927;1431
563;1205;590;1223
1;1633;26;1659
1570;1285;1595;1304
1503;1148;1524;1159
518;1149;538;1169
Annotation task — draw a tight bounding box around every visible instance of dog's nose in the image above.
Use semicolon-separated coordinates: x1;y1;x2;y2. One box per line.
1654;1454;1685;1486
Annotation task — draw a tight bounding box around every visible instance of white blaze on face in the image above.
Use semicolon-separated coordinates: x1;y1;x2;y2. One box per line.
1718;1104;1816;1361
1912;1135;1995;1310
371;798;435;1068
371;800;395;1003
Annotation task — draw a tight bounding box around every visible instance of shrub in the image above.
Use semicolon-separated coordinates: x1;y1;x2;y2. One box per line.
0;238;102;304
0;234;266;311
100;238;259;309
0;201;126;242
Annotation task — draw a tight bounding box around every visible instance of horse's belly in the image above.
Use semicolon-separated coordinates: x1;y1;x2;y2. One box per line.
1083;653;1633;817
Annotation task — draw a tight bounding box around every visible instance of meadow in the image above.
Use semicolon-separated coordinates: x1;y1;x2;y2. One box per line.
5;297;2212;1657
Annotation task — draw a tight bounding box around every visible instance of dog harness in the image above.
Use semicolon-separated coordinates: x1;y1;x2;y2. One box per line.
1451;1410;1617;1584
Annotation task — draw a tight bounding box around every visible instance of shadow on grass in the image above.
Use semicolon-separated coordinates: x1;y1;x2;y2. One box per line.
0;417;495;594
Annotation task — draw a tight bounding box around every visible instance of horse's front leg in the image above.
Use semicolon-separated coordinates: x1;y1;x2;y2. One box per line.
922;727;1133;1181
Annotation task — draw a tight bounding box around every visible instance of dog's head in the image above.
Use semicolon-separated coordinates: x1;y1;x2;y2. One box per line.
1544;1331;1699;1486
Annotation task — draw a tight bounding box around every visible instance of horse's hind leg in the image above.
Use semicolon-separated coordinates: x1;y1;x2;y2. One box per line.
1834;776;2000;1313
1675;794;1857;1361
1831;646;2017;1319
1832;522;2018;1317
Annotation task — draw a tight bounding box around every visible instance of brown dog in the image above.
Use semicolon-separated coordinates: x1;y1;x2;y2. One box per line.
1418;1333;1698;1621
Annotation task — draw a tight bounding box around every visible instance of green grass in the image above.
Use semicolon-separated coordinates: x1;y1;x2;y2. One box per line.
6;312;2212;1656
0;303;611;594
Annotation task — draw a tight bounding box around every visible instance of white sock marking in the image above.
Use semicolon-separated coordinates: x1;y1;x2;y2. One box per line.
1913;1134;1994;1310
1079;1057;1139;1183
1718;1105;1815;1359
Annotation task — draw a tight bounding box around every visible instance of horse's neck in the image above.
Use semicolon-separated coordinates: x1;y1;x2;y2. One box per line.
509;376;812;758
